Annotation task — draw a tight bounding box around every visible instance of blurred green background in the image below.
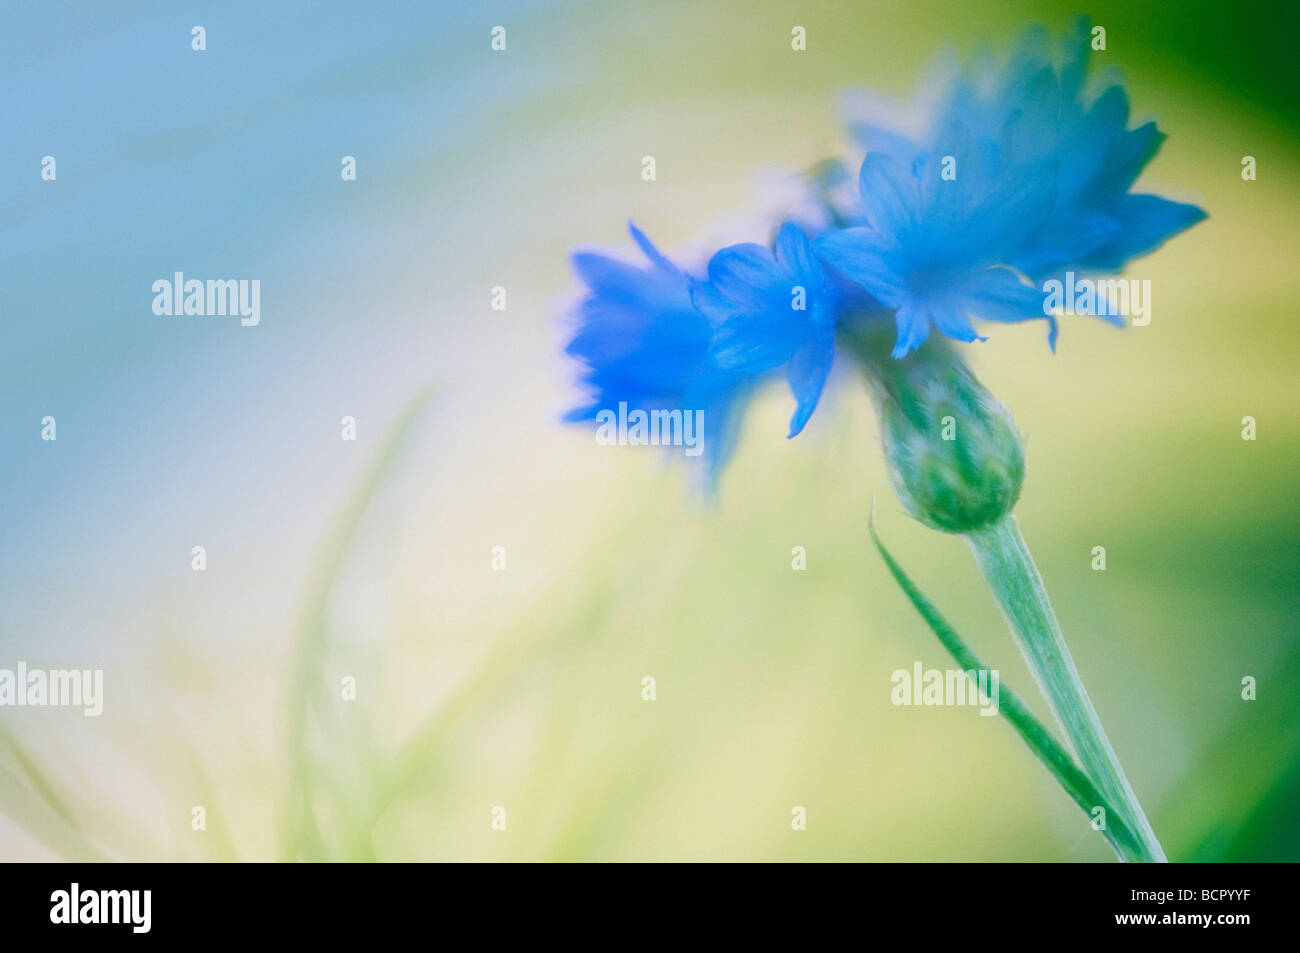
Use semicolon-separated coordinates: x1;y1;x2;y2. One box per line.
1;0;1297;861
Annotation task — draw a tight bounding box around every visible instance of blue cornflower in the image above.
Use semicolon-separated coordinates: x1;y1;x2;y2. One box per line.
815;141;1058;356
958;21;1207;279
828;18;1205;354
693;224;850;437
564;22;1206;483
564;222;751;482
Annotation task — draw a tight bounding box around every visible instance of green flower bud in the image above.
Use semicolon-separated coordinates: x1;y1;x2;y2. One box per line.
857;336;1025;534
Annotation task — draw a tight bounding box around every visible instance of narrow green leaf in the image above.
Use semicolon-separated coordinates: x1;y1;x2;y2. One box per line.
966;516;1166;861
868;503;1144;862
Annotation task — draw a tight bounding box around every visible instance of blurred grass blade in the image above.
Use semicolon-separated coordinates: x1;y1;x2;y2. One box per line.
0;726;109;861
284;383;436;860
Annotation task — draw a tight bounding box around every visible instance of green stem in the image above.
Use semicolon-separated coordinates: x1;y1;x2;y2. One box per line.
965;516;1166;862
869;509;1144;862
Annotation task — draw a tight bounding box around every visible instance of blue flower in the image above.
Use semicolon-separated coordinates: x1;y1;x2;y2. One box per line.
564;222;751;483
965;21;1207;279
564;22;1207;485
815;143;1058;357
693;224;849;437
828;18;1205;354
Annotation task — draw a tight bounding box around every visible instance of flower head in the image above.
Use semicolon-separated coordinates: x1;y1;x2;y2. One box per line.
827;17;1205;354
693;224;851;437
950;21;1206;279
563;23;1205;488
564;222;750;484
815;143;1059;357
